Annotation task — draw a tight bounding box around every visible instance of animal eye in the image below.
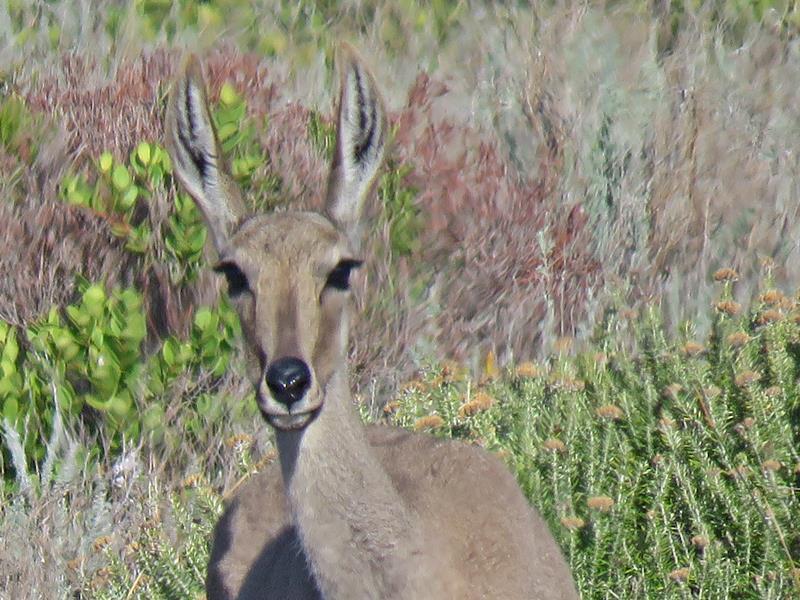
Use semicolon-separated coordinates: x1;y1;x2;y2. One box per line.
214;262;249;297
325;259;363;291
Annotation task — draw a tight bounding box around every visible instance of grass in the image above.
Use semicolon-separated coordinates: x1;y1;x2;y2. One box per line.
1;0;800;598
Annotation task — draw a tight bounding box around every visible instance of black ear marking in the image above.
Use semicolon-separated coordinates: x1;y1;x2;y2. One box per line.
325;259;363;291
214;261;250;297
177;78;213;182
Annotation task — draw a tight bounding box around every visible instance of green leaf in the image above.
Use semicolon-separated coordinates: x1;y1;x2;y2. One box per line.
3;329;18;362
99;151;114;173
66;305;91;328
142;405;165;431
217;122;239;143
136;141;152;166
3;396;18;421
219;82;239;107
90;350;121;398
193;307;216;332
118;185;139;211
82;285;107;319
111;163;131;191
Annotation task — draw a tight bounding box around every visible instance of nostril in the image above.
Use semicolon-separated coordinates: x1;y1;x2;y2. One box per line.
266;357;311;409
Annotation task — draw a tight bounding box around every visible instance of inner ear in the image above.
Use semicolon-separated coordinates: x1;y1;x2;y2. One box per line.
324;259;363;292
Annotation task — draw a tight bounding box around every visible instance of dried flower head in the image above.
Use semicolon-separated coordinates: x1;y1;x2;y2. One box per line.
481;350;499;383
253;449;278;470
224;433;253;450
703;385;721;399
728;465;750;480
659;417;676;430
735;370;761;387
66;557;85;572
401;379;428;394
587;495;615;511
759;289;785;306
715;300;742;316
664;383;684;400
383;400;401;414
542;438;567;453
762;459;782;473
593;352;608;367
560;516;586;531
414;415;445;431
92;536;113;553
181;473;206;488
713;268;739;282
682;341;705;357
726;331;750;348
669;567;690;583
458;391;495;418
691;535;709;550
595;404;624;420
554;336;574;354
552;377;585;392
757;309;782;325
515;361;542;378
764;385;781;398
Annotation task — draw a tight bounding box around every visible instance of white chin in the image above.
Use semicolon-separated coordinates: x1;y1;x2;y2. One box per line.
264;410;317;431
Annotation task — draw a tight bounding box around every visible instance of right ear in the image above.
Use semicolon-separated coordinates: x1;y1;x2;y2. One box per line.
165;55;246;253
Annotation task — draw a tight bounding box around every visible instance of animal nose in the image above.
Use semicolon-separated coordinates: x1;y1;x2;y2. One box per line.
266;357;311;409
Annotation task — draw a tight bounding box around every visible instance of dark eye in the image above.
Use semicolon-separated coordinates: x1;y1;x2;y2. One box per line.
325;259;363;291
214;261;249;297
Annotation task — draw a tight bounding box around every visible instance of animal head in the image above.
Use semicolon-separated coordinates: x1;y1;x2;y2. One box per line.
165;46;387;430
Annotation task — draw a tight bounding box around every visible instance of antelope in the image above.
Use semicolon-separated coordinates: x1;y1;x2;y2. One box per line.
166;45;579;600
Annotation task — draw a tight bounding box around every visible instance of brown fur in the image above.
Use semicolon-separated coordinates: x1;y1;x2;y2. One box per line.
166;45;578;600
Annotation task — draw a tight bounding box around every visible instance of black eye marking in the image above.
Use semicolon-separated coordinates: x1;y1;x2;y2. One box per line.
213;261;249;297
325;259;363;291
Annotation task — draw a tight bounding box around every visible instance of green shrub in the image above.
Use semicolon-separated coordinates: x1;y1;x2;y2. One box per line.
0;280;241;488
388;274;800;598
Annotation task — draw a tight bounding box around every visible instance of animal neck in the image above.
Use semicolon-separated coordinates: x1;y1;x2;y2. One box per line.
274;370;430;599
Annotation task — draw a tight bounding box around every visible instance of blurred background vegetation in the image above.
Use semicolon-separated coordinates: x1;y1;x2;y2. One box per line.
0;0;799;597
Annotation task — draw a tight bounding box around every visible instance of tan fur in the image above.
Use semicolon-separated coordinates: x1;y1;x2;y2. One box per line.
166;45;579;600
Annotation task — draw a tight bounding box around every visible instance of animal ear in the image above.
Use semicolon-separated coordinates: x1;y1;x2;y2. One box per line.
324;43;388;251
165;55;246;253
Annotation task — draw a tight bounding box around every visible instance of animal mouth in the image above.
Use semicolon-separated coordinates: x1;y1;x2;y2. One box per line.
263;408;320;431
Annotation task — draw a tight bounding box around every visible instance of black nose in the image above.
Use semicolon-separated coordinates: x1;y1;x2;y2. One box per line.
266;357;311;409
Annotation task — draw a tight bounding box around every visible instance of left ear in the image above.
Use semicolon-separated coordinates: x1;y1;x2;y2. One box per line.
324;43;388;251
